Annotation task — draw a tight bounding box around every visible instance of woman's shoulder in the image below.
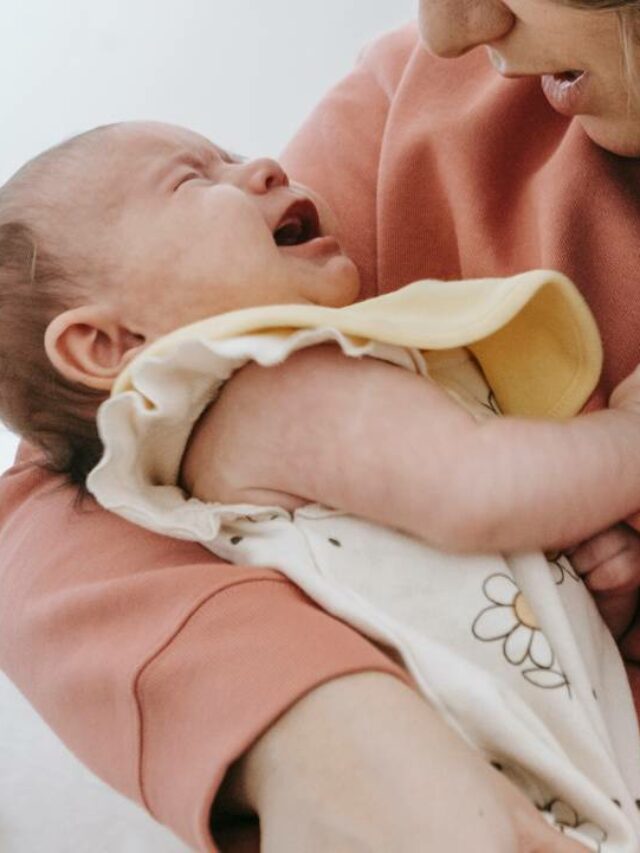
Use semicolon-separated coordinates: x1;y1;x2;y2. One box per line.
358;22;496;104
357;22;421;96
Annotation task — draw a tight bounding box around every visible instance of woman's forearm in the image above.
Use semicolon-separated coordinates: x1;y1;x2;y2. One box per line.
231;672;583;853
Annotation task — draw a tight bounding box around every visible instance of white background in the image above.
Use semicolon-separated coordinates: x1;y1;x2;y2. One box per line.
0;0;416;474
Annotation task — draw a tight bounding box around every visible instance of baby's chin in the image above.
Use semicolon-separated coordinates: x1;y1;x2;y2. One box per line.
313;255;361;308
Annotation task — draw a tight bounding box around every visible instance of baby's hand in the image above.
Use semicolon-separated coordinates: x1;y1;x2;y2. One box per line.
569;524;640;639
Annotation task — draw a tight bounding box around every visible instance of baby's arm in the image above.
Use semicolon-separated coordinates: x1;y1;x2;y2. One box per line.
181;344;640;554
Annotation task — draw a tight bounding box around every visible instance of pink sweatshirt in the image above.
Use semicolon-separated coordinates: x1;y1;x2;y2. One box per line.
1;22;640;852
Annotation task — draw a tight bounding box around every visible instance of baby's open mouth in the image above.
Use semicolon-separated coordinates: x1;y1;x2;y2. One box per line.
273;199;321;246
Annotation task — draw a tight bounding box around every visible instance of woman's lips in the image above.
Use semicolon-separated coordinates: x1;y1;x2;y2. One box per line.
540;71;590;116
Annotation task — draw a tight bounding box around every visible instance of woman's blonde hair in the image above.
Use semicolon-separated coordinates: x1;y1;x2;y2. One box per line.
569;0;640;98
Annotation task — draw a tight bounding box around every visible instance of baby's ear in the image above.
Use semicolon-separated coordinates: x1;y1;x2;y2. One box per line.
44;305;146;390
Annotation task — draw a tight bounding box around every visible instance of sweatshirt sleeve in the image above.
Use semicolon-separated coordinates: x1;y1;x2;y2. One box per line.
0;458;409;851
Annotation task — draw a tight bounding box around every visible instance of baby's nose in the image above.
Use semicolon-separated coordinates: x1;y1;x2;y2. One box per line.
237;157;289;193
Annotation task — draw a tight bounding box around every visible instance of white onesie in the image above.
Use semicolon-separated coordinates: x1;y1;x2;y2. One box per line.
88;273;640;851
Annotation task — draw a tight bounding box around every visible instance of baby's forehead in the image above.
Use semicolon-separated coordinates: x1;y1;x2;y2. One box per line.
17;121;231;245
99;122;217;173
55;123;213;215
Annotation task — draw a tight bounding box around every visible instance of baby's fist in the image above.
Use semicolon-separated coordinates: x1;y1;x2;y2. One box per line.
569;524;640;639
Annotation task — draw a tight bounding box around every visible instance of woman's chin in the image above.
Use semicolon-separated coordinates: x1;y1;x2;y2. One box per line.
578;115;640;158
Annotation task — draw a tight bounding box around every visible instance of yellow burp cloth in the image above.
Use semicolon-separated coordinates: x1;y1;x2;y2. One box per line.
115;269;602;419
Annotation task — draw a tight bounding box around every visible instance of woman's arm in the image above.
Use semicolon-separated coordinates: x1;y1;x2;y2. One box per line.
182;344;640;554
0;457;411;852
227;672;586;853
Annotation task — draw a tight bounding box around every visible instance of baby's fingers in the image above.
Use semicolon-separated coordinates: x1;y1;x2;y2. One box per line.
570;525;640;592
585;552;640;592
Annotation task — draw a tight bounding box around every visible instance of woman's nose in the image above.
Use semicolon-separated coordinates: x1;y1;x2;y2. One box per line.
418;0;515;58
234;157;289;194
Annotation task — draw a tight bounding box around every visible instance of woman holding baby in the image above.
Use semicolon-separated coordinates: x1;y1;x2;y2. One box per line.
1;0;640;850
